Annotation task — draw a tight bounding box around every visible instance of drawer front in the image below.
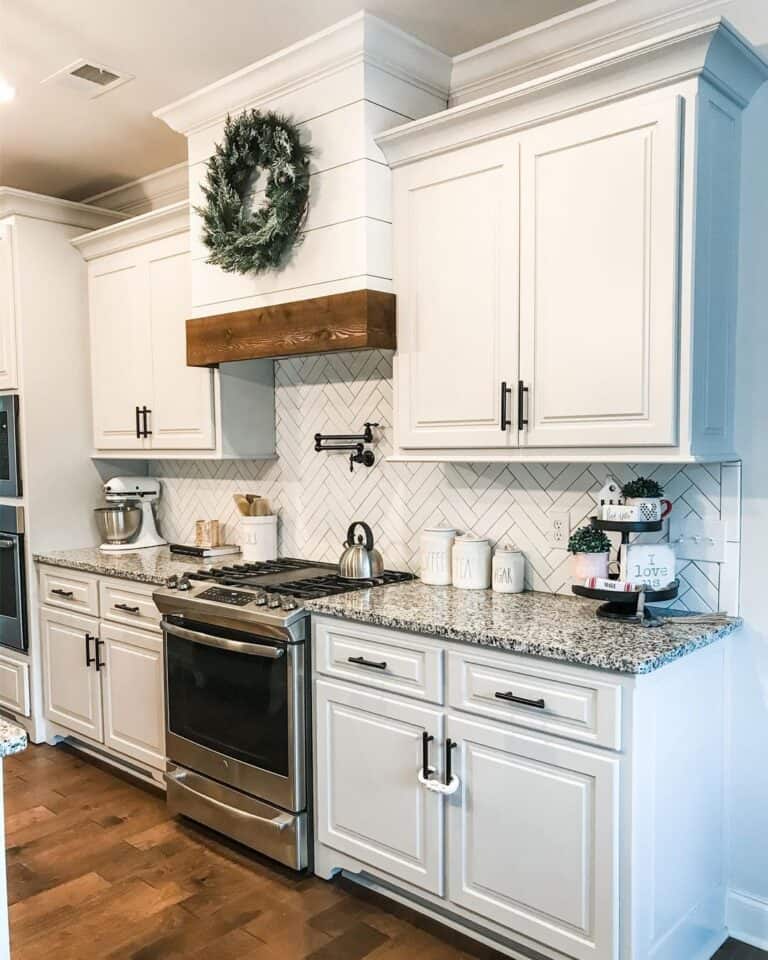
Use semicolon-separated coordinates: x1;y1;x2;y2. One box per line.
0;653;30;717
448;649;622;749
40;566;99;617
100;579;161;633
313;618;443;703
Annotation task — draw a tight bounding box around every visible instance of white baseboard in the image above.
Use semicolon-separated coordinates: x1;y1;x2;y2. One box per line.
727;889;768;950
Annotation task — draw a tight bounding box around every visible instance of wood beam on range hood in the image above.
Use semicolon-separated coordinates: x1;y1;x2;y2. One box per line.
186;289;396;366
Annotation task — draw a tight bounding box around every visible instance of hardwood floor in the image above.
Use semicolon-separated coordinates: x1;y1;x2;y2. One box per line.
5;744;767;960
4;744;503;960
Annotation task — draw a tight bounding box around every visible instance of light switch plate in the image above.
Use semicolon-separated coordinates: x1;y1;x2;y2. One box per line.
549;511;571;548
668;516;726;563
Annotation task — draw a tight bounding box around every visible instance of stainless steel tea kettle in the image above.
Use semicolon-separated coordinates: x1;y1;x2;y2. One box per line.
339;521;384;579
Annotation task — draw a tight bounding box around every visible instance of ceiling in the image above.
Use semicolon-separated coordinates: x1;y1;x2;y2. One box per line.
0;0;594;201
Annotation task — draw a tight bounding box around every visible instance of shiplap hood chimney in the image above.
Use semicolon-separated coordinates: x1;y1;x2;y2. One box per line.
154;12;450;365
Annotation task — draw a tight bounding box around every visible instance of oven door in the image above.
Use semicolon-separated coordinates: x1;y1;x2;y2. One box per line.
0;396;21;498
163;615;305;812
0;528;26;652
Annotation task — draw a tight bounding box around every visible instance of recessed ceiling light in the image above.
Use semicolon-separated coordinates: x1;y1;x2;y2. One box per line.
0;79;15;103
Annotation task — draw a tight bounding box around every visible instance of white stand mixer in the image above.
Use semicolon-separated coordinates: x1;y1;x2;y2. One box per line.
96;477;167;552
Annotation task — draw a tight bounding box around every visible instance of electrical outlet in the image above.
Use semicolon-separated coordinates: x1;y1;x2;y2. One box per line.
549;511;571;548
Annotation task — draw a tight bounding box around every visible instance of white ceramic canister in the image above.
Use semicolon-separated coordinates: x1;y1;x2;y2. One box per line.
240;515;278;562
419;526;457;585
492;544;525;594
452;533;491;590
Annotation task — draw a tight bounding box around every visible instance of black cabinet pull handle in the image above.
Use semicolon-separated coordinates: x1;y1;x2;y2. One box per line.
500;381;512;431
517;380;529;431
52;588;74;599
348;655;387;670
84;633;95;668
140;406;152;437
495;690;546;709
115;603;140;614
422;732;434;780
445;738;457;786
135;405;142;439
94;639;104;671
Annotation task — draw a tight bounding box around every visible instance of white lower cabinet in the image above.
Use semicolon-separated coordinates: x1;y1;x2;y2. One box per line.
41;607;103;742
447;714;618;960
39;569;165;774
315;678;444;894
101;621;164;770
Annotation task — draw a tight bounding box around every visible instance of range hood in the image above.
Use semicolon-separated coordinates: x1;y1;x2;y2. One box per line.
154;13;450;364
186;290;395;366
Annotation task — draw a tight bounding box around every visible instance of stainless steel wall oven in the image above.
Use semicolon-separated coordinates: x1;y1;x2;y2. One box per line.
0;506;27;652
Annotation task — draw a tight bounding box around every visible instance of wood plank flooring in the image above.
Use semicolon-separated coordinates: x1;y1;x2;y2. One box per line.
4;744;503;960
5;743;767;960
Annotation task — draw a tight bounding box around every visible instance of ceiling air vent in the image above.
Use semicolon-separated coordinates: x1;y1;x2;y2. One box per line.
41;59;134;99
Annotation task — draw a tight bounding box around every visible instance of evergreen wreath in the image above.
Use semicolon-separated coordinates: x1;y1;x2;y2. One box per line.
196;109;312;274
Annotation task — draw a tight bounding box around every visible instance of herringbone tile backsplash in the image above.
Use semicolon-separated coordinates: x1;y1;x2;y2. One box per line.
152;351;736;612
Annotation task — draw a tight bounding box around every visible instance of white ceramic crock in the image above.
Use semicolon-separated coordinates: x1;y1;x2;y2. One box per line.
452;534;491;590
240;515;278;562
571;551;610;582
419;526;456;585
492;544;525;594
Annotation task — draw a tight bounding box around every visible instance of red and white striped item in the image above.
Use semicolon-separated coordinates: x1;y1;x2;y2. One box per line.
584;576;637;592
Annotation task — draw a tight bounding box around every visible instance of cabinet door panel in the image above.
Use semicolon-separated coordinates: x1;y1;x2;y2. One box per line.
448;715;618;960
394;139;519;449
148;240;215;450
101;621;164;770
0;224;19;390
90;261;152;450
520;96;681;447
41;608;102;742
315;678;444;894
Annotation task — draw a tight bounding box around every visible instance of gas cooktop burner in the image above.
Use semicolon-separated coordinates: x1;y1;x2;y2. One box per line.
155;558;414;623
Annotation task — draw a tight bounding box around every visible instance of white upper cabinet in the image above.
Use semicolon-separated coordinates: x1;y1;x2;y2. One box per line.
0;223;19;391
519;96;681;448
74;203;275;460
378;20;768;462
394;139;519;449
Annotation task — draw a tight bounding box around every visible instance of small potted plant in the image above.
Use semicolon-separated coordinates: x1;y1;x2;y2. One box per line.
568;525;611;581
621;477;672;522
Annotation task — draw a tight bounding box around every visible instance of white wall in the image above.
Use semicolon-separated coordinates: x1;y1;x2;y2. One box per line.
728;35;768;947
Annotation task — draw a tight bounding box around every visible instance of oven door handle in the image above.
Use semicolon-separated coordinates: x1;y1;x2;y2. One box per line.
162;620;285;659
165;768;293;830
0;539;15;550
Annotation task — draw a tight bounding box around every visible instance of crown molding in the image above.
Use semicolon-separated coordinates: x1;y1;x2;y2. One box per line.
71;200;189;260
82;162;188;217
449;0;731;105
378;18;768;168
153;11;451;137
0;187;127;230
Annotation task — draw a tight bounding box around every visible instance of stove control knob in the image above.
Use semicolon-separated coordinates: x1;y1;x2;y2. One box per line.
253;592;268;606
166;575;179;590
281;597;298;611
177;576;192;592
267;596;281;609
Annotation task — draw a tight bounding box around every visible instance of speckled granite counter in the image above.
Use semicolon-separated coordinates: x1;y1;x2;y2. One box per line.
306;581;740;674
0;718;27;757
33;546;236;585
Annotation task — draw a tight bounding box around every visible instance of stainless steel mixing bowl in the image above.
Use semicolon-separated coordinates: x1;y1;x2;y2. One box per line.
95;504;141;544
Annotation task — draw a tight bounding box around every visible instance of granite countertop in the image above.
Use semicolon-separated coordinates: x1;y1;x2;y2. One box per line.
306;581;741;674
33;546;236;585
0;718;28;758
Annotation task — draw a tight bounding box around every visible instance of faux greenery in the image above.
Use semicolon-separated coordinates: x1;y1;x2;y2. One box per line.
621;476;664;499
196;109;312;275
568;525;611;554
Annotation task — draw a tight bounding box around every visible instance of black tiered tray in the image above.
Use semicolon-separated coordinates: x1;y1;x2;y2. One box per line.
571;517;679;621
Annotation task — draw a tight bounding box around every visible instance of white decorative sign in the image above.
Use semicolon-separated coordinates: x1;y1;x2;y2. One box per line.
624;544;676;590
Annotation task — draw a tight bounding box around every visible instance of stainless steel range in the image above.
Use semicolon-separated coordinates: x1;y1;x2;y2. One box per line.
153;558;413;870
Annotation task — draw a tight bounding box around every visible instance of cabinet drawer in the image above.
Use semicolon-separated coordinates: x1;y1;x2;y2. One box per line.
314;618;443;704
448;649;622;749
39;566;100;617
0;653;29;717
100;579;161;633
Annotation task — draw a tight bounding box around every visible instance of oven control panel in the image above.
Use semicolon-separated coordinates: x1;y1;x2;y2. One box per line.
196;587;257;606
